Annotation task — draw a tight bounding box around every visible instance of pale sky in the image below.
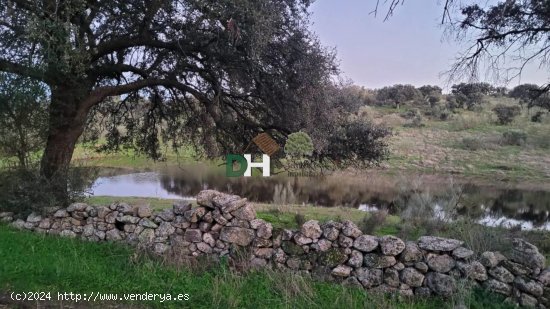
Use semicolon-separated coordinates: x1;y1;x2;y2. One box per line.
310;1;548;90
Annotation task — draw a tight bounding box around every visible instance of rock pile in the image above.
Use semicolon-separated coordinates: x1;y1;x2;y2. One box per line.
2;190;550;308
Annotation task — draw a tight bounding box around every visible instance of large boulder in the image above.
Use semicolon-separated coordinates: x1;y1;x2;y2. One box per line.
354;268;383;288
426;254;455;273
341;220;362;238
363;254;396;269
399;241;424;263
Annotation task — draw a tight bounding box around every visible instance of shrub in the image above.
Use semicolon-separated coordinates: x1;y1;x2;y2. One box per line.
294;213;306;227
531;111;545;123
358;210;388;235
284;131;314;158
492;104;521;125
461;137;485;151
501;130;527;146
0;165;96;215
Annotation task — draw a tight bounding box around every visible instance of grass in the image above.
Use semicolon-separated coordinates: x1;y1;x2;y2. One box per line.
0;224;515;309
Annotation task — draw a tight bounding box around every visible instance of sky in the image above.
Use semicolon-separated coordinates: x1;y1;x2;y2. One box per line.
309;1;548;90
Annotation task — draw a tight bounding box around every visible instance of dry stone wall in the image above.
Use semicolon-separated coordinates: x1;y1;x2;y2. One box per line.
1;189;550;308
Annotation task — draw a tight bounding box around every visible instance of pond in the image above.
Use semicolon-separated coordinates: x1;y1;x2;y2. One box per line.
90;164;550;231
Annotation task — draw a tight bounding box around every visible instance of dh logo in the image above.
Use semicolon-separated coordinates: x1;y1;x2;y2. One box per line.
226;154;271;177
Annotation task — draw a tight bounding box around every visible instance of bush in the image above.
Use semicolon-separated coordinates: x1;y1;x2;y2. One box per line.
284;131;314;158
358;210;388;235
492;104;521;125
531;111;545;123
461;137;485;151
501;130;527;146
0;166;96;215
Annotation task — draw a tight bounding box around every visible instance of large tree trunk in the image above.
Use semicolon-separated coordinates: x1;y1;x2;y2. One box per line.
40;86;89;205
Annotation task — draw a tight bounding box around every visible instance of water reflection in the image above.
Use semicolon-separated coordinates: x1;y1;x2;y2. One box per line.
90;165;550;230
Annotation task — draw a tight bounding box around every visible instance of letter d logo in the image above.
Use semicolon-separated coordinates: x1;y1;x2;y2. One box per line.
226;154;247;177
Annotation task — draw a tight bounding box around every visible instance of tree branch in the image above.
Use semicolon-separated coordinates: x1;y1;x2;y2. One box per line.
0;59;49;83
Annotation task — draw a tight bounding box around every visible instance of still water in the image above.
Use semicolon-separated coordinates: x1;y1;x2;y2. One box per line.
90;165;550;231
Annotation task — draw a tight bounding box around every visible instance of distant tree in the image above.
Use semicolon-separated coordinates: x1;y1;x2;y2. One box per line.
0;73;48;168
451;83;492;110
509;84;545;109
418;85;442;97
375;84;423;108
493;104;521;125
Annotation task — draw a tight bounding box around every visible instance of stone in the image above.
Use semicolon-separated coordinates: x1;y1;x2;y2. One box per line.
82;224;94;237
139;218;158;229
341;220;362;238
414;262;429;273
156;222;175;237
313;239;332;252
456;261;487;281
355;268;383;288
173;201;192;215
353;235;378;252
202;233;216;247
212;194;247;213
347;250;363;268
219;227;255;246
393;262;405;271
514;277;543;297
250;219;272;239
384;268;400;287
363;254;396;268
299;220;322;239
153;243;169;255
115;202;134;215
510;238;545;270
281;241;305;256
502;260;531;276
343;276;362;288
196;242;212;254
322;225;340;241
427;254;455;273
319;248;348;268
418;236;463;252
452;247;474;259
157;209;175;222
520;293;538;308
212;209;228;225
480;251;506;268
117;215;140;224
488;266;514;283
137;205;153;218
539;269;550;286
400;268;425;287
67;203;88;212
250;257;268;268
338;234;353;247
425;272;456;297
332;265;352;277
105;211;118;224
184;207;206;223
379;235;406;256
105;229;122;241
96;206;110;219
38;218;51;229
231;203;256;221
286;258;301;270
53;209;69;218
196;190;221;208
26;212;42;223
414;287;431;297
60;230;77;238
483;279;512;296
254;248;273;259
293;233;313;245
399;241;424;263
184;229;202;243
